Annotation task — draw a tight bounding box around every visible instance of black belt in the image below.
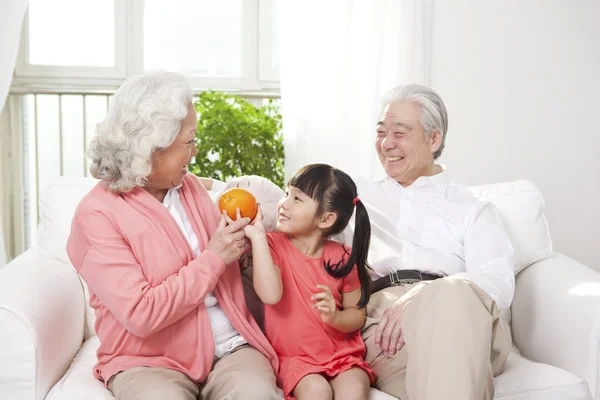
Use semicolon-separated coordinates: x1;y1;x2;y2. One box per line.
371;269;442;294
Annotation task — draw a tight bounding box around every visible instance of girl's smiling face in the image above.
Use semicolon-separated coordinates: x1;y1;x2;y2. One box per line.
276;185;321;235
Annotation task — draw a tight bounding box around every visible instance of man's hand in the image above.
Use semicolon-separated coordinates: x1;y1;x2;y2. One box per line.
312;285;337;325
375;302;406;358
375;281;431;357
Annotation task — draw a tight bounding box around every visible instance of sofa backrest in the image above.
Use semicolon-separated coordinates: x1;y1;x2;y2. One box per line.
35;176;552;338
36;176;99;340
469;179;553;275
37;176;99;264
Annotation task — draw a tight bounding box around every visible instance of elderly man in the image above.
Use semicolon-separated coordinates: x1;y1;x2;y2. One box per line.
350;84;514;400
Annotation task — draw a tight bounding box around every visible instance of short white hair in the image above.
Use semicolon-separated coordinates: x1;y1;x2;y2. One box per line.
381;84;448;159
89;71;193;193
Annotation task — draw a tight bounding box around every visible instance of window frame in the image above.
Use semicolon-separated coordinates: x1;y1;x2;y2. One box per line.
12;0;280;92
258;0;279;83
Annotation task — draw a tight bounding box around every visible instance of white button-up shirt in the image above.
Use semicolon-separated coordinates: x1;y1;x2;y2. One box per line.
163;185;247;357
350;169;515;310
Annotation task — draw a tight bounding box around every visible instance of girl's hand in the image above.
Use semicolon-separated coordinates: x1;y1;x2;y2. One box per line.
312;284;337;325
243;206;267;242
223;207;265;242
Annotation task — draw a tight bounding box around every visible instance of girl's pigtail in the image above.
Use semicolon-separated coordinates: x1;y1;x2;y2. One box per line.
349;201;371;308
324;201;371;308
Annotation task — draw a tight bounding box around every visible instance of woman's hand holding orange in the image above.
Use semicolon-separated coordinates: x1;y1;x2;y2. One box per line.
207;211;250;265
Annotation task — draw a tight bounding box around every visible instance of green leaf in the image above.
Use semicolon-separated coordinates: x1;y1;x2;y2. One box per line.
190;91;285;188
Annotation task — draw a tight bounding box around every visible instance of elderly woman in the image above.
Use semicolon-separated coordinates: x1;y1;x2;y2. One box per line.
66;71;280;400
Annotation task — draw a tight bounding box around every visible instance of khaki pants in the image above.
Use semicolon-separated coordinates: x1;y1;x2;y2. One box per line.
108;345;280;400
362;277;512;400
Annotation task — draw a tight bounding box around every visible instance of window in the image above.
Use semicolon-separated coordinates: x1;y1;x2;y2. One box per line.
28;0;116;67
6;0;280;254
258;0;280;81
13;0;280;90
144;0;243;78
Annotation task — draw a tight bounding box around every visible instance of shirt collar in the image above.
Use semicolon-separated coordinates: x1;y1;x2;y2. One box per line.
410;164;448;189
384;164;449;190
162;184;183;206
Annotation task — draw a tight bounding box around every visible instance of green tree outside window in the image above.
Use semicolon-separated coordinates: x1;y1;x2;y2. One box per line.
189;91;285;188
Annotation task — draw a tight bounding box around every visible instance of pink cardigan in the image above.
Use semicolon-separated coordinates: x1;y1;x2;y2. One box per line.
66;173;278;385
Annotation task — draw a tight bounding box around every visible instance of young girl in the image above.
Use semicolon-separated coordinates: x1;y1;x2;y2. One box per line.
227;163;374;400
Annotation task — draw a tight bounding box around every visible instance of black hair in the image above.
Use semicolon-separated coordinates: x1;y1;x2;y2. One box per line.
288;163;371;308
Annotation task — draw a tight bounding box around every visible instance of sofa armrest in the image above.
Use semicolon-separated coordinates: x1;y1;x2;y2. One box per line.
512;252;600;399
0;249;85;400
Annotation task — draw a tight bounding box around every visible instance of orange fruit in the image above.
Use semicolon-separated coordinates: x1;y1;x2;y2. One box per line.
219;188;258;221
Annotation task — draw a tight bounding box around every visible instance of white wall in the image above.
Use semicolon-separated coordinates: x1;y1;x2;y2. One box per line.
431;0;600;269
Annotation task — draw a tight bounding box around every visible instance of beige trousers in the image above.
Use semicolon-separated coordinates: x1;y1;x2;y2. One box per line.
362;277;512;400
108;345;280;400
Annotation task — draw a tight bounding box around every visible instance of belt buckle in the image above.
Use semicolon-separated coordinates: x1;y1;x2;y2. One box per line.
389;270;423;286
389;271;401;287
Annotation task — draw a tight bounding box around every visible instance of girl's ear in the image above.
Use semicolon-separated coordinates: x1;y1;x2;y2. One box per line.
318;211;337;230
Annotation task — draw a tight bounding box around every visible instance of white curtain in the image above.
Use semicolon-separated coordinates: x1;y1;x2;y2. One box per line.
277;0;434;180
0;0;28;267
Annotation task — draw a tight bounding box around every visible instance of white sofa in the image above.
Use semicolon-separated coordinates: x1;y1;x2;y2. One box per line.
0;176;599;400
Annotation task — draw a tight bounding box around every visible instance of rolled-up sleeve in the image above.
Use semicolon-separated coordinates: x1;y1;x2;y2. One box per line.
454;202;516;310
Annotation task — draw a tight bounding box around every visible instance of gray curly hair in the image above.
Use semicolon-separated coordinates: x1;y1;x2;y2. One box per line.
88;71;193;193
381;84;448;159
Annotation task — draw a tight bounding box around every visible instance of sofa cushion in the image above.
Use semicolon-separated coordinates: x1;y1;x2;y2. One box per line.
45;336;395;400
469;180;553;275
45;336;114;400
495;351;591;399
46;337;590;400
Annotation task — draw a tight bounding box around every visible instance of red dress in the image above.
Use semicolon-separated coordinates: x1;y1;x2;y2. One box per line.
265;232;374;399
